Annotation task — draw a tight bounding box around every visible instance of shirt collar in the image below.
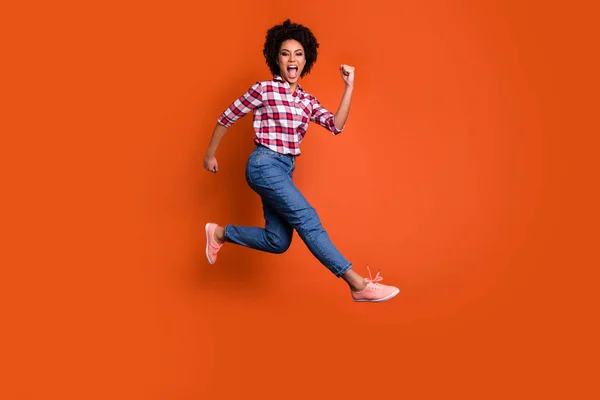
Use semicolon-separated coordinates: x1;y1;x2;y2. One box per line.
273;75;304;93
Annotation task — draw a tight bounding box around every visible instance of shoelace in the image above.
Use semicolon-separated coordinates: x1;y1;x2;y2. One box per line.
365;265;383;286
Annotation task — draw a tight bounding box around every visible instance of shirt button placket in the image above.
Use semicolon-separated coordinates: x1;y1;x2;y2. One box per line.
291;93;300;126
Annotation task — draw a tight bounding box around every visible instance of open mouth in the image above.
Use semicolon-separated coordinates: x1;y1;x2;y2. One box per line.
287;65;298;79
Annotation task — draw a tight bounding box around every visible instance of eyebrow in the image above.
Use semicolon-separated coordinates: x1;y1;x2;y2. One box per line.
281;49;303;52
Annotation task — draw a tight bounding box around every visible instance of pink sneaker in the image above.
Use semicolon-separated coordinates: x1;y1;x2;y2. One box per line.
351;266;400;303
205;223;223;264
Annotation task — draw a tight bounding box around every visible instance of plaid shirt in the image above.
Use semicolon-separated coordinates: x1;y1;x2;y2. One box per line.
217;75;343;155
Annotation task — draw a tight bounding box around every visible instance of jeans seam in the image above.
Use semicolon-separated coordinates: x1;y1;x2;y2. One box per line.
306;226;336;270
304;227;325;262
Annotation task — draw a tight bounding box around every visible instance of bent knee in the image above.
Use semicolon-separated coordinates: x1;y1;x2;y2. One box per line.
267;234;292;254
271;239;292;254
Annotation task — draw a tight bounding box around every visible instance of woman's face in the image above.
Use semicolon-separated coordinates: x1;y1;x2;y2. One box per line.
277;39;306;85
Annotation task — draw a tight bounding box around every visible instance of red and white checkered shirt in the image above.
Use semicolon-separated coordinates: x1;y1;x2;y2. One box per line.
217;75;343;155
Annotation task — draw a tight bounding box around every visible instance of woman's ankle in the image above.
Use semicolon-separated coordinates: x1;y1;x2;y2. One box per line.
214;226;226;244
342;269;367;291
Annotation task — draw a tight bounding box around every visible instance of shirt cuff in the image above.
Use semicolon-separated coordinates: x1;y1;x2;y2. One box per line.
330;116;344;134
217;114;233;128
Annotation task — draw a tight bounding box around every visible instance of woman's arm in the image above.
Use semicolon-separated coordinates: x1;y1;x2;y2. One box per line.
310;65;355;134
204;122;228;173
205;122;228;159
333;64;355;131
204;82;263;173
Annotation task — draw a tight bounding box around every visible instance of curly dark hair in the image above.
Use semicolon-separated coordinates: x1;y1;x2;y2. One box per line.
263;19;319;78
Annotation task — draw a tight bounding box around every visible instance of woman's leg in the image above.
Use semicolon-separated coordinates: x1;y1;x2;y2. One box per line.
211;193;365;288
244;151;352;278
206;147;293;256
207;146;400;302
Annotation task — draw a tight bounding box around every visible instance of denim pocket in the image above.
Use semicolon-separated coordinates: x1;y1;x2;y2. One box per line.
254;148;282;169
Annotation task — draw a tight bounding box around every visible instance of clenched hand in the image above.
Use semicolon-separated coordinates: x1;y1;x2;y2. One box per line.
340;64;355;86
204;156;218;173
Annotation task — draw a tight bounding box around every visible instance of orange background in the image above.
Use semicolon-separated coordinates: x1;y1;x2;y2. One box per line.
2;0;598;399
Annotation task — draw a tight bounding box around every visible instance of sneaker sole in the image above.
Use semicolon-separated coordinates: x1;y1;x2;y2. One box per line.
353;288;400;303
205;223;214;265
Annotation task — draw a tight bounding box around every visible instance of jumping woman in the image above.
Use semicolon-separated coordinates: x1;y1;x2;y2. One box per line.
203;19;399;303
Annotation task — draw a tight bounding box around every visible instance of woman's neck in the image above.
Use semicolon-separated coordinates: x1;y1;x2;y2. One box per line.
288;82;297;94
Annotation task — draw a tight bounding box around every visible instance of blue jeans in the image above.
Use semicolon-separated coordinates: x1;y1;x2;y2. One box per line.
223;144;352;277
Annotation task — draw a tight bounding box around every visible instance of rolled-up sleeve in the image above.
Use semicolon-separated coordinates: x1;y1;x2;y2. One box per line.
217;82;263;127
309;96;343;134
